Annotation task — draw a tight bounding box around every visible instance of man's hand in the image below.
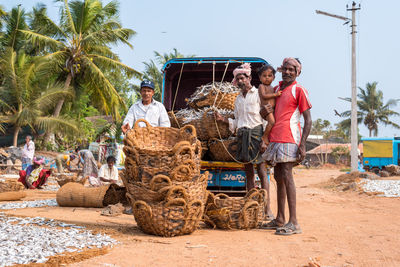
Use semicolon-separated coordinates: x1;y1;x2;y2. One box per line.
260;104;273;120
276;90;282;97
121;123;130;133
297;143;306;163
214;112;228;123
260;141;268;153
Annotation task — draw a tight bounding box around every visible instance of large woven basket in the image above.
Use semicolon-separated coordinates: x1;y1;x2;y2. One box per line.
202;112;232;140
189;91;239;111
204;189;266;230
0;191;27;201
122;171;208;204
208;138;237;162
56;183;126;208
0;180;25;193
129;195;204;237
124;119;197;156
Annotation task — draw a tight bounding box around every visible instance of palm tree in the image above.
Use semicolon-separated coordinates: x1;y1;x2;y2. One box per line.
0;6;28;52
19;0;140;122
0;47;78;146
338;82;400;137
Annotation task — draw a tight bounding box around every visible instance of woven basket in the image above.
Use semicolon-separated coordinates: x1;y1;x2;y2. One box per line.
202;112;232;140
189;91;239;111
129;195;204;237
56;183;126;208
55;173;87;187
204;189;266;230
0;180;25;193
125;119;198;156
0;191;27;201
208;138;237;162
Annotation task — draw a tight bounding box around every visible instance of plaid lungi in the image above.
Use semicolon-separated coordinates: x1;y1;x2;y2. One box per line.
236;125;264;164
262;142;298;166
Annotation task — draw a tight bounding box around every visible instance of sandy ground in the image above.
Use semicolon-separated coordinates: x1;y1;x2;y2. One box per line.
2;168;400;267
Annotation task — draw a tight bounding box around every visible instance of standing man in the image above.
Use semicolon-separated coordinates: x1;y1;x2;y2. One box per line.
215;63;273;220
21;135;35;170
121;80;170;132
261;58;312;235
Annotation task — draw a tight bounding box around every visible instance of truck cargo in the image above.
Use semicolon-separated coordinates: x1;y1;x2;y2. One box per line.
161;57;270;193
362;137;400;173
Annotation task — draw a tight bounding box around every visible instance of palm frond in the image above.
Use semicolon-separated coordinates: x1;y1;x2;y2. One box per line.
35;115;79;134
63;0;78;35
87;53;141;78
19;29;64;50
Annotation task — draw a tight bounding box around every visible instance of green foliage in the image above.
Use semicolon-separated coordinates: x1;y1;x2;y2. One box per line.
20;0;140;120
0;47;79;146
331;146;350;164
338;82;400;137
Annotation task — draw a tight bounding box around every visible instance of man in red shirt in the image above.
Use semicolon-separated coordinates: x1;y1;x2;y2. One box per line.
261;58;312;235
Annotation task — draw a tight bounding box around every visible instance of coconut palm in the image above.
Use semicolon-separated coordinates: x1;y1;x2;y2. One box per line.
0;6;29;52
338;82;400;136
19;0;140;121
0;48;78;146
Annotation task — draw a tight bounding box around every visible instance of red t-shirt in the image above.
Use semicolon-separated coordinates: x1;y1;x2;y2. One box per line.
269;81;312;145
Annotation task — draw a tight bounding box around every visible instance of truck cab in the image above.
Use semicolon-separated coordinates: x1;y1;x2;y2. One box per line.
161;57;270;193
362;137;400;172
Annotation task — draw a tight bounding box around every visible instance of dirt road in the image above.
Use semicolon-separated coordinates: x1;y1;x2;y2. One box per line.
4;168;400;266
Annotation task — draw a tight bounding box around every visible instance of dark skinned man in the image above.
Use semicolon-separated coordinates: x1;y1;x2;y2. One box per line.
261;58;312;235
215;63;273;220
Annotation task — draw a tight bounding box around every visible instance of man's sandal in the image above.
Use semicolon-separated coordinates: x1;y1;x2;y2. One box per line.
275;222;302;235
261;219;283;230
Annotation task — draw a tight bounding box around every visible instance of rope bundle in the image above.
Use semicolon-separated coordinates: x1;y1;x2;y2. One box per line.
122;119;208;237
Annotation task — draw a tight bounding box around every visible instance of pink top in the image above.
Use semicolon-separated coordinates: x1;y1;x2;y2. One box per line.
269;81;312;145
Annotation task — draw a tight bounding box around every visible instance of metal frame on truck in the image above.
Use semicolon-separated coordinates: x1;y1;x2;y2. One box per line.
161;57;270;193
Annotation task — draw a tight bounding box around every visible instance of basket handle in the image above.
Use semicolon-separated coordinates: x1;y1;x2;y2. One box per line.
171;164;192;182
149;174;172;191
173;144;194;162
132;199;153;219
134;118;152;130
187;200;204;220
165;198;187;208
215;193;230;199
179;124;197;139
245;188;259;198
239;200;259;229
165;185;188;202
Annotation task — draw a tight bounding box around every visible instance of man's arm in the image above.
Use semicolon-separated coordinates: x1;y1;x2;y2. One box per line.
122;105;135;133
297;109;312;162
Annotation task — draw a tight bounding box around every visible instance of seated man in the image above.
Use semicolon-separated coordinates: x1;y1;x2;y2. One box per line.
89;156;119;187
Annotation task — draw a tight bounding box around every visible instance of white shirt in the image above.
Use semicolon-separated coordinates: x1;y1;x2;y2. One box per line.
228;86;264;133
98;164;119;184
123;99;171;128
22;140;35;159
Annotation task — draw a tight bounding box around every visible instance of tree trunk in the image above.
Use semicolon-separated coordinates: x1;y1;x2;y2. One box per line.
369;129;372;137
13;126;20;147
43;73;73;143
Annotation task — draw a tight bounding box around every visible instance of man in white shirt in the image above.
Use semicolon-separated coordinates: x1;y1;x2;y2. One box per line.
121;80;170;133
215;63;273;220
21;135;35;170
89;156;119;186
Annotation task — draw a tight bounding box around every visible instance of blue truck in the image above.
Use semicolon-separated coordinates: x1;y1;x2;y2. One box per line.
161;57;270;193
361;137;400;173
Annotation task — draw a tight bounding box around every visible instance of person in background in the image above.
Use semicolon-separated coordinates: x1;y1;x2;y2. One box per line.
18;157;52;189
21;135;35;170
88;156;119;187
121;80;170;133
55;153;76;173
76;148;98;183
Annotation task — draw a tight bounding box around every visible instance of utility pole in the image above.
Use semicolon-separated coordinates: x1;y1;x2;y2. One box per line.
316;2;361;172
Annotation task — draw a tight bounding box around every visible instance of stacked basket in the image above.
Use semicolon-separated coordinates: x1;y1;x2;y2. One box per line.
122;119;208;237
204;188;267;230
169;82;240;162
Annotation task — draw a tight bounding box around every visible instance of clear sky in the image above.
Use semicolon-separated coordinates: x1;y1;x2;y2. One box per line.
3;0;400;138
